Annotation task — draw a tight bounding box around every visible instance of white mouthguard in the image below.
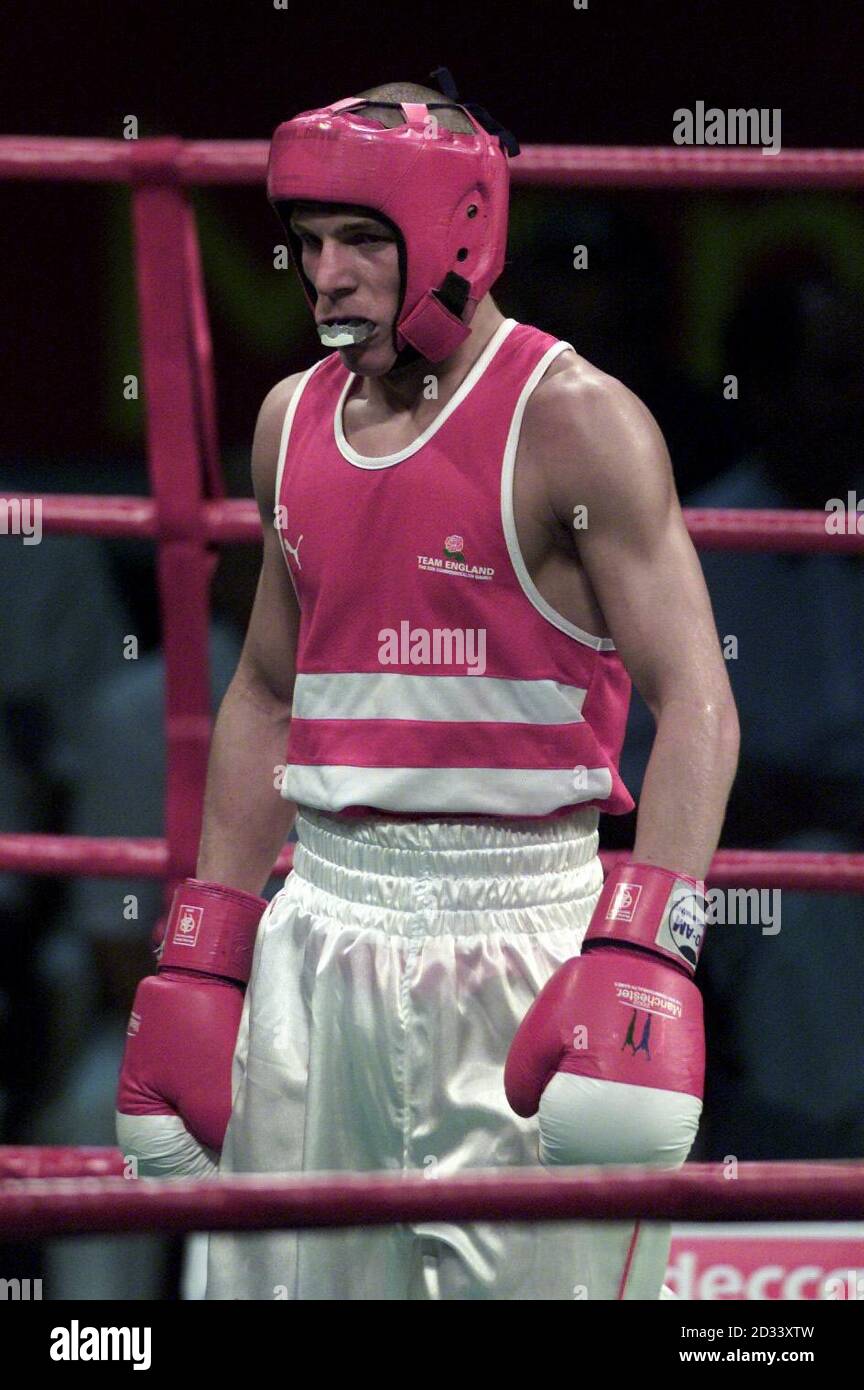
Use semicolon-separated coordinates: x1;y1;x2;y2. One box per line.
318;320;375;347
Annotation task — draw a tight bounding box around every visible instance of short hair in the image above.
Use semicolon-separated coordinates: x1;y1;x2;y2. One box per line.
353;80;476;134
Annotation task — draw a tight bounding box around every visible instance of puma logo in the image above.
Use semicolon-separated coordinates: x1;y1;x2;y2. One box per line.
284;533;304;570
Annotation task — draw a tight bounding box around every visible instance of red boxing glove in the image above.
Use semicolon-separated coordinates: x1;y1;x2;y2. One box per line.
116;880;268;1178
504;863;706;1166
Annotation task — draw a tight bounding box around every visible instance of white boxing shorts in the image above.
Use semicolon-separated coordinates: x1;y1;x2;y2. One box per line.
205;806;678;1300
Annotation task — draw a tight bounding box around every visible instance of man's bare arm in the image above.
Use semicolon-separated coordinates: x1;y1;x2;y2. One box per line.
195;376;303;893
535;361;740;880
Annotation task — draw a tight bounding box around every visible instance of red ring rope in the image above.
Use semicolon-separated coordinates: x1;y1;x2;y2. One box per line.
0;1162;862;1238
2;138;864;188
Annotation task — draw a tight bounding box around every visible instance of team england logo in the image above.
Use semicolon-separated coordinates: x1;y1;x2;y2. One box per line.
418;532;495;581
172;903;203;948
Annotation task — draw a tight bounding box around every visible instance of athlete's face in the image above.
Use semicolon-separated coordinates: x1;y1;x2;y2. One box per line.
289;205;402;373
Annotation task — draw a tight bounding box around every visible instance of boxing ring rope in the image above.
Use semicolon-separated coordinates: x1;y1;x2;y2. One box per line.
1;1158;863;1238
3;137;864;186
3;839;864;894
6;493;864;551
3;137;864;1242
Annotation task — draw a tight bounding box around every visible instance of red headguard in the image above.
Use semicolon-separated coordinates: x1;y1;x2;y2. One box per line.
267;95;515;363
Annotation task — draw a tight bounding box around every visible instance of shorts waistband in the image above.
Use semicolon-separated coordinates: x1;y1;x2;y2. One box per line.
289;806;602;919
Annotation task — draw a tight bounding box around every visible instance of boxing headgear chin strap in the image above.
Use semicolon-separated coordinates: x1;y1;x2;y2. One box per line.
267;76;519;365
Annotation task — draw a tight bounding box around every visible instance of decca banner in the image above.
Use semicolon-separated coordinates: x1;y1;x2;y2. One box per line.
666;1225;864;1300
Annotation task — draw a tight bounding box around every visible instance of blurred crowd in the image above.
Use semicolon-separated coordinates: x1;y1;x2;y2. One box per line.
2;193;863;1297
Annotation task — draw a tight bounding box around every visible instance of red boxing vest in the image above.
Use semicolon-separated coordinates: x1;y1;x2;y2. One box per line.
274;318;634;821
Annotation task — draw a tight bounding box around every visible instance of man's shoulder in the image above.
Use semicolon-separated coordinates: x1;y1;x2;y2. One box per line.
521;347;670;515
525;347;650;437
250;370;315;508
256;369;313;436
